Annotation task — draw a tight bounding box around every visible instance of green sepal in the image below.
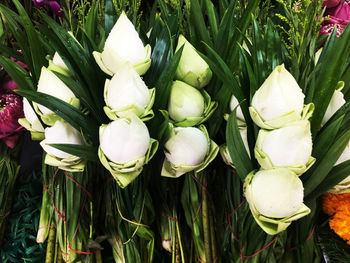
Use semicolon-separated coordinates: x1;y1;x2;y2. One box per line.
254;128;316;175
244;171;311;235
219;144;234;168
18;118;45;140
161;125;219;178
44;153;86;172
47;58;71;77
249;103;314;130
98;138;158;188
33;97;81;126
173;89;218;127
103;81;155;121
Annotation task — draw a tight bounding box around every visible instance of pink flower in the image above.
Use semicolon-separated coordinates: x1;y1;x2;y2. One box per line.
320;0;350;37
0;94;24;148
0;57;28;93
323;0;341;8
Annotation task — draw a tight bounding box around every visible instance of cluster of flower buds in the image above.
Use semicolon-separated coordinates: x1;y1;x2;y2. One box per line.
19;53;86;171
243;65;313;235
161;35;219;178
95;12;158;188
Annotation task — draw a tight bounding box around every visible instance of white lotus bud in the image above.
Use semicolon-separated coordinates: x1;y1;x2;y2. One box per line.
229;95;245;122
40;121;83;159
250;64;305;129
165;127;208;166
36;67;77;115
104;67;154;120
246;168;304;218
175;35;212;89
100;115;150;164
220;127;250;167
93;12;151;76
22;98;44;132
52;52;69;72
255;120;314;174
168;80;205;122
322;87;345;126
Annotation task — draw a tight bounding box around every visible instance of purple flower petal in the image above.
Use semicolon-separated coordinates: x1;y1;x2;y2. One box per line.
47;1;63;17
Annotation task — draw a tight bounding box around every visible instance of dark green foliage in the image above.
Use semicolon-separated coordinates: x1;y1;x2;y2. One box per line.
0;172;46;263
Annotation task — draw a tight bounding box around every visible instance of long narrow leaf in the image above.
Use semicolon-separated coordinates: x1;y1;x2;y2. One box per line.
15;89;99;144
50;144;99;162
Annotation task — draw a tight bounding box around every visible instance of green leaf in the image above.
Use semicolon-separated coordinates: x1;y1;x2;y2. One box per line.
303;129;350;197
226;111;253;181
307;160;350;200
0;56;35;90
49;144;99;162
15;89;99;144
12;0;47;82
189;0;212;47
312;115;344;161
105;0;116;36
311;25;350;136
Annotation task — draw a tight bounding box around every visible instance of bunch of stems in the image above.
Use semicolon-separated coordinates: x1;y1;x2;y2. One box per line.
105;173;155;263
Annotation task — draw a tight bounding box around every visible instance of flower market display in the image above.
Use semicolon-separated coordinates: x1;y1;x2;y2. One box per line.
0;0;350;262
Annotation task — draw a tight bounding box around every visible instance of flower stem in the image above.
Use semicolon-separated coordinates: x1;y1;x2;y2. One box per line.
95;249;102;263
45;226;56;263
202;174;212;263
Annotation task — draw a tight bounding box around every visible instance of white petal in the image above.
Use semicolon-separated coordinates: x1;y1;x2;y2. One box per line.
322;89;345;126
23;98;44;132
229;95;245;121
251;64;304;121
168;81;205;122
37;67;75;115
100;115;150;163
251;169;304;218
41;121;83;158
104;12;146;65
53;52;69;72
261;121;312;166
106;67;149;112
335;140;350;166
165;127;208;166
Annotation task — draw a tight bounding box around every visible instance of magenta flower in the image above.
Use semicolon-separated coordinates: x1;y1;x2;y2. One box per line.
0;94;24;148
323;0;341;8
32;0;62;17
320;0;350;37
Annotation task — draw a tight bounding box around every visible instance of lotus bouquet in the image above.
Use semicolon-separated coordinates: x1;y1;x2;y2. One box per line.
0;0;350;262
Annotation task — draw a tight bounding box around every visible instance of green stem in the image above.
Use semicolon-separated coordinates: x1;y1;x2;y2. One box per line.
95;249;102;263
209;206;219;263
176;221;185;263
45;227;56;263
202;175;212;263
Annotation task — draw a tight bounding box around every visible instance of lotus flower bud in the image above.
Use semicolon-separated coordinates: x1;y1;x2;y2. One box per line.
255;120;315;175
98;115;158;187
328;141;350;193
162;125;219;178
175;35;212;89
165;127;207;166
40;121;85;171
93;12;151;76
322;85;345;126
103;67;155;121
249;64;307;129
244;169;310;234
168;80;217;126
220;127;250;167
35;67;80;126
18;98;45;140
48;52;70;76
229;94;245;123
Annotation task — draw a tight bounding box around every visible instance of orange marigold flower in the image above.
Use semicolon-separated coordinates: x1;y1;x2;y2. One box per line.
323;192;350;215
323;193;350;244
